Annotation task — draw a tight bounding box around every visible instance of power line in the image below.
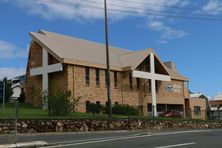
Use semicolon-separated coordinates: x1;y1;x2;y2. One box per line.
114;0;222;14
72;0;222;19
47;0;222;16
38;0;222;21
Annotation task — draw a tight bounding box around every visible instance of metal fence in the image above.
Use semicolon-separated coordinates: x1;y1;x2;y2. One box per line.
2;101;222;121
207;110;222;120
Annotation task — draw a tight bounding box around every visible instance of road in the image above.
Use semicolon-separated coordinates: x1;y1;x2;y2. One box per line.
1;129;222;148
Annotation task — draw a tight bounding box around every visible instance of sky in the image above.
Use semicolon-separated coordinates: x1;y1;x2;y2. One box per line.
0;0;222;98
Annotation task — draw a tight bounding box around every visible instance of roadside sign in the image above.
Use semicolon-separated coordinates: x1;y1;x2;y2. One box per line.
0;81;3;102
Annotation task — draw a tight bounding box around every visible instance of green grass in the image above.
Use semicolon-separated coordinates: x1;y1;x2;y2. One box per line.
0;103;144;119
0;103;189;120
0;103;48;119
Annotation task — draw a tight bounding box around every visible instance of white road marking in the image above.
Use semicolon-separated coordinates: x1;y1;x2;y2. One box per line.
154;129;212;136
42;134;152;148
41;130;211;148
153;142;196;148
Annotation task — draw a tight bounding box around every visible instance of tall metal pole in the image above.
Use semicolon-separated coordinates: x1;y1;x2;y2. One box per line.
14;100;19;144
104;0;112;118
2;80;5;115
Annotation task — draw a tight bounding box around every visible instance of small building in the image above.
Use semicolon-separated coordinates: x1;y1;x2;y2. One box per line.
190;93;208;120
25;30;207;118
10;75;25;100
209;93;222;111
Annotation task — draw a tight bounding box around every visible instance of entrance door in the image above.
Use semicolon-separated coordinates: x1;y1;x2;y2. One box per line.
185;99;191;118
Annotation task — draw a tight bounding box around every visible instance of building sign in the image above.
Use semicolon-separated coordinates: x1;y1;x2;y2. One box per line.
0;81;3;102
166;84;173;92
166;83;182;93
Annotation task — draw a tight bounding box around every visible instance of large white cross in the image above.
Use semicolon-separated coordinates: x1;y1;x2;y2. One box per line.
30;48;63;107
132;52;171;117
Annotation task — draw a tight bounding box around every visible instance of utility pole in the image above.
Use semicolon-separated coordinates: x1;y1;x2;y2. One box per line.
104;0;112;118
3;80;5;115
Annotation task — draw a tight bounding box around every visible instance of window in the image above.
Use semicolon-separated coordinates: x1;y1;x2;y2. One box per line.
147;103;152;112
85;67;90;85
105;71;108;87
137;78;140;90
95;68;100;86
157;104;166;112
148;80;151;92
194;106;201;116
86;101;90;112
155;80;159;93
114;71;118;88
115;102;118;105
129;73;133;89
96;101;100;105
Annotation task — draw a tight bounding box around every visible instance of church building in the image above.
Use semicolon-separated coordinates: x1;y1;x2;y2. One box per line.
25;30;205;118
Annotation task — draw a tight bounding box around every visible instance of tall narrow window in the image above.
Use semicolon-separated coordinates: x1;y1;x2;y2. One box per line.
96;68;100;86
114;71;118;88
105;71;108;87
137;78;140;90
148;79;151;92
194;106;201;116
86;101;90;112
156;80;159;93
85;67;90;85
129;73;133;89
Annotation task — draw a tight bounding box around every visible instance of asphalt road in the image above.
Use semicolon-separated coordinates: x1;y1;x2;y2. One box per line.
1;129;222;148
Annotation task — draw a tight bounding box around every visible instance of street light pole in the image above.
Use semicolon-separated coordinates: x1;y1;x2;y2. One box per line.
104;0;112;118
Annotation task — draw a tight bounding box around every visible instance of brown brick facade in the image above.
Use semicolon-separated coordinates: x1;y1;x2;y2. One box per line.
26;42;190;116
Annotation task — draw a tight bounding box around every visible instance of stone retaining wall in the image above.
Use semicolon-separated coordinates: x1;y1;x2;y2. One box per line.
0;119;221;134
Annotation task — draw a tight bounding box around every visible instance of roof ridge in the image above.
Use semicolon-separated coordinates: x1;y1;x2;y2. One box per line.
118;48;152;56
39;30;129;53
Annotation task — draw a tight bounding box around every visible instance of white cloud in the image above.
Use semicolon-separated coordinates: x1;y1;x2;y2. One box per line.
0;40;28;59
2;0;192;42
0;67;25;80
202;0;222;15
147;21;188;43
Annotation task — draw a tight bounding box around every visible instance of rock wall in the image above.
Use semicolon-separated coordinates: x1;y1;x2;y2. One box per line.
0;119;221;134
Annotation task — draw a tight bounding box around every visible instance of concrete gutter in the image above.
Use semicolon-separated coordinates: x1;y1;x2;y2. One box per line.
0;141;48;148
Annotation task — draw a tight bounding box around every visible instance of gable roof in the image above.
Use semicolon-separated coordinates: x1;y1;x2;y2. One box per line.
29;30;188;81
190;93;208;99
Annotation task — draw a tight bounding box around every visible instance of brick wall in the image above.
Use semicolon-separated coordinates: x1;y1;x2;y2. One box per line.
66;64;187;115
25;42;188;116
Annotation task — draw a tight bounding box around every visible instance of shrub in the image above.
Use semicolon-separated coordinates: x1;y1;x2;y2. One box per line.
112;104;139;116
48;89;72;116
87;103;105;116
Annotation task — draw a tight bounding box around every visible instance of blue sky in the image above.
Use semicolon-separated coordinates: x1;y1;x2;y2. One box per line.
0;0;222;97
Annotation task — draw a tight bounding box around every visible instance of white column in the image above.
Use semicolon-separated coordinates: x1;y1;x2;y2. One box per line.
42;49;49;109
150;52;158;117
42;48;48;94
151;79;157;117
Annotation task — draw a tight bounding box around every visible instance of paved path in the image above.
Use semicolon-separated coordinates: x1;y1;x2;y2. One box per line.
1;129;222;148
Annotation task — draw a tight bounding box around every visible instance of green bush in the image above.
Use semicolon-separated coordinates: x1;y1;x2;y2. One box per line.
86;103;105;116
48;89;72;116
112;104;139;116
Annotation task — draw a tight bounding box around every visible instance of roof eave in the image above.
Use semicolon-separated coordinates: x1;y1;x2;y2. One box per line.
29;32;63;63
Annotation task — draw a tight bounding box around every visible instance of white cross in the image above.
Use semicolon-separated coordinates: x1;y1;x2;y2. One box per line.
30;48;63;107
132;52;171;117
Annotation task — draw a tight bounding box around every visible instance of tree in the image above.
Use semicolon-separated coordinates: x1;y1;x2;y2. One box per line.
3;77;13;102
47;85;81;116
